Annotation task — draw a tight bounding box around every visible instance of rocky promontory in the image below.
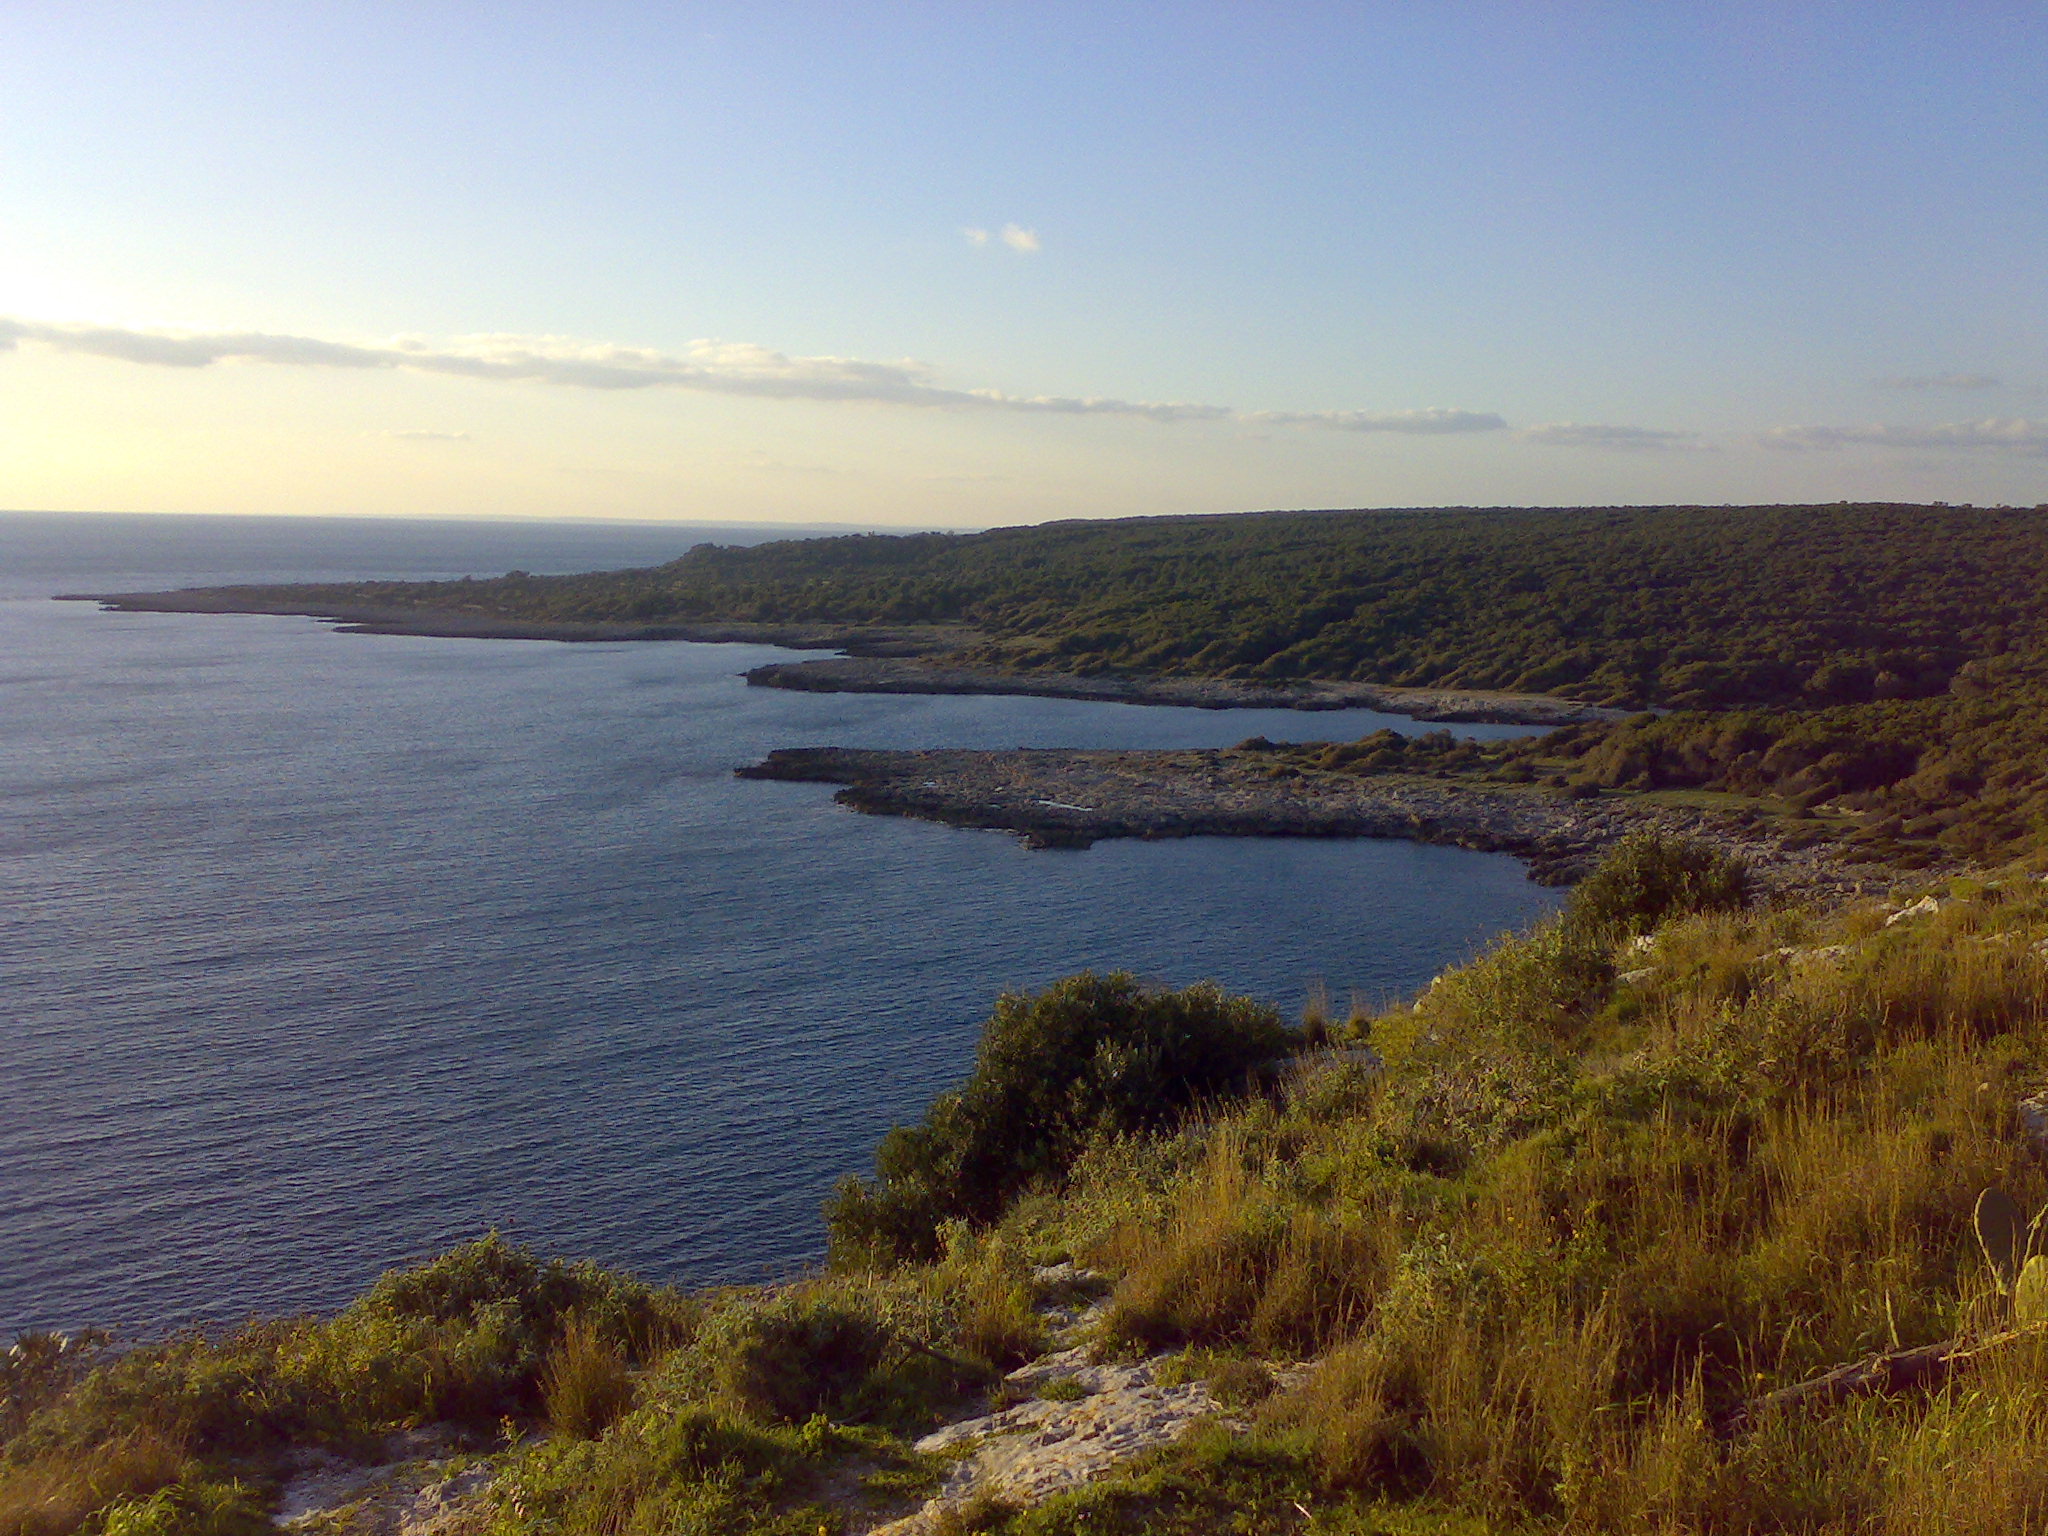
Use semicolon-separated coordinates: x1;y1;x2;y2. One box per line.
742;654;1623;725
738;745;1896;894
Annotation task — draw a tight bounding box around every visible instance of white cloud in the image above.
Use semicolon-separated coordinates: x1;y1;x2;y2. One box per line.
964;224;1040;253
385;429;470;441
738;452;836;475
0;314;1505;437
1517;422;1703;451
1247;407;1506;435
1874;372;2002;390
1761;418;2048;455
967;388;1229;423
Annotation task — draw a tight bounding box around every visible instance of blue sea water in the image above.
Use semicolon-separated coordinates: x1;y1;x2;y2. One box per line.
0;511;1562;1335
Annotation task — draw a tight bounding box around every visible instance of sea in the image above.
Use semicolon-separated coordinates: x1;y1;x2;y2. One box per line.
0;511;1562;1335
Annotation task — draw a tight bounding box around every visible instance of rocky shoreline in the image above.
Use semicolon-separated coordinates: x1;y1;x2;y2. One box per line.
738;745;1895;895
70;589;1617;725
66;590;973;656
742;654;1624;724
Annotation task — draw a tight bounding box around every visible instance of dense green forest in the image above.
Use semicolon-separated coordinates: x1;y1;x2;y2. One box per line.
254;503;2048;711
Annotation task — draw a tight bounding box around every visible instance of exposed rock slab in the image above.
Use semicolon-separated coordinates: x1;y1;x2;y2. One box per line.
739;746;1892;893
274;1431;491;1535
892;1359;1229;1525
870;1349;1310;1534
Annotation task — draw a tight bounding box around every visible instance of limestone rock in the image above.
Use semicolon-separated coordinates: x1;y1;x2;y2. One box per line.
1885;894;1945;927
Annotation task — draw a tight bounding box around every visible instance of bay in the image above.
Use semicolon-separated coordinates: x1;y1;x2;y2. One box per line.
0;512;1560;1334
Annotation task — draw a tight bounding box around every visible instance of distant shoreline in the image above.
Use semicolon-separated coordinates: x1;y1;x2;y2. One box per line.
63;588;966;654
740;655;1623;724
66;588;1618;726
738;744;1897;896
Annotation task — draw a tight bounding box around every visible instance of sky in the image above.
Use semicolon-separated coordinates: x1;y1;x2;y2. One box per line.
3;2;2046;527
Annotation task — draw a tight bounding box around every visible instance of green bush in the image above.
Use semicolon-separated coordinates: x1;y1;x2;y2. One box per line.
319;1233;690;1423
699;1295;892;1425
486;1405;830;1536
1559;832;1749;944
2;1237;689;1511
650;1285;981;1434
93;1479;269;1536
827;974;1296;1265
15;1325;317;1460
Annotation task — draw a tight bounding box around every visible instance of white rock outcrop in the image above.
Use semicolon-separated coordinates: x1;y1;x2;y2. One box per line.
864;1267;1311;1533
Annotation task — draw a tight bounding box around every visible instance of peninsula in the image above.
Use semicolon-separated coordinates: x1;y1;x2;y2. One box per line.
737;743;1896;895
78;501;2048;870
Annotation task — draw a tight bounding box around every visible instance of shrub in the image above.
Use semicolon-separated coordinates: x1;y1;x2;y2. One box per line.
320;1233;690;1423
12;1326;316;1461
94;1480;269;1536
1560;832;1749;944
828;973;1295;1265
696;1294;894;1425
0;1239;692;1536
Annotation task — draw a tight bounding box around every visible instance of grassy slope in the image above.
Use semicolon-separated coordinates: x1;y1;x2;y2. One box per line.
10;859;2048;1535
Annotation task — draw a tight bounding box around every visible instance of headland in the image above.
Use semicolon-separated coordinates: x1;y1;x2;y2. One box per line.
738;743;1898;896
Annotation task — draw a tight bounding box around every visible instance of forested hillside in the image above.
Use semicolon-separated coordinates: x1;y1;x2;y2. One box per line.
240;504;2048;711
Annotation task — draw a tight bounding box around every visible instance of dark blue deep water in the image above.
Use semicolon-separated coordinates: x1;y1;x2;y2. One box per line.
0;512;1561;1334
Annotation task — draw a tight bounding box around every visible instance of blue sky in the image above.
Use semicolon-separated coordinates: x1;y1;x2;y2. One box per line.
4;2;2045;523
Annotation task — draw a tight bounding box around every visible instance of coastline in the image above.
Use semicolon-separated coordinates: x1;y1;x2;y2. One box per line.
738;745;1897;896
65;589;975;655
740;654;1624;724
69;589;1618;725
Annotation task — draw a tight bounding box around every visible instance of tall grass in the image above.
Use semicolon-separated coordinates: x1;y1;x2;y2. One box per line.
1001;872;2048;1532
12;856;2048;1535
0;1432;185;1536
539;1317;633;1440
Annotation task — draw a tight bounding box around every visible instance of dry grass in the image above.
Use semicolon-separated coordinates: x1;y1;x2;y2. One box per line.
1099;1132;1397;1355
541;1316;634;1440
934;1229;1046;1369
0;1432;185;1536
1010;876;2048;1532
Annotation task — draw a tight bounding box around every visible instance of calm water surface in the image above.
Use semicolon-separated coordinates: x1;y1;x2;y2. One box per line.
0;513;1561;1333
